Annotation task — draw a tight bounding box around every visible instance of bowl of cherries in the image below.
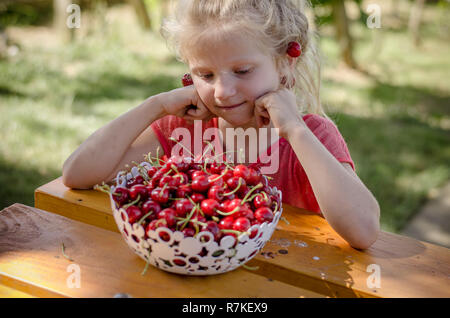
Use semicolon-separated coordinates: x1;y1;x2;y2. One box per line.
97;152;282;276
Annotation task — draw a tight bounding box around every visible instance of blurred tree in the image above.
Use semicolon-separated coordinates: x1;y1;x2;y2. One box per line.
408;0;425;47
53;0;75;43
330;0;357;68
126;0;152;30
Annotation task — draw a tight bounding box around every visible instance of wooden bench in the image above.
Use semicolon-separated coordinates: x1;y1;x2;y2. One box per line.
1;177;449;297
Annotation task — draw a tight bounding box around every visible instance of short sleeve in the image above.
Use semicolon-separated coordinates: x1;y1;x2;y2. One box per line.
150;115;188;156
304;114;355;171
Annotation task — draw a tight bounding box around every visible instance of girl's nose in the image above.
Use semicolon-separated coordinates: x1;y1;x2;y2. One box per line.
214;75;237;101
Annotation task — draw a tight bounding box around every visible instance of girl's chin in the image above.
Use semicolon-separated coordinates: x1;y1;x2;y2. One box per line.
219;114;257;128
217;106;256;127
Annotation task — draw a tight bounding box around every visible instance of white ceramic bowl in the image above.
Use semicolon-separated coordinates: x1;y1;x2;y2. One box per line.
109;162;283;276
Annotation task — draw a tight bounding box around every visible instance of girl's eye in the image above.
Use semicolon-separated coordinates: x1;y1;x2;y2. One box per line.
200;74;213;79
236;69;250;75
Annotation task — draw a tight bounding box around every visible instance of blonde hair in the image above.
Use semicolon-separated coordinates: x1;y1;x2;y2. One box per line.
161;0;328;119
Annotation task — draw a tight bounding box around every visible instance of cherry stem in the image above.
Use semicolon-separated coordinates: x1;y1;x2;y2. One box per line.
242;264;260;271
209;167;229;182
241;183;263;205
123;195;141;209
186;195;196;206
215;206;240;216
170;164;180;175
223;178;243;196
137;211;154;225
180;204;198;231
169;137;194;157
93;183;111;194
144;151;155;166
160;183;168;197
132;161;150;181
247;191;266;203
202;140;216;157
273;201;278;214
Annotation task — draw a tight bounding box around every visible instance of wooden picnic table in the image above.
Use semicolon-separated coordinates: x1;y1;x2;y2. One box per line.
1;177;449;298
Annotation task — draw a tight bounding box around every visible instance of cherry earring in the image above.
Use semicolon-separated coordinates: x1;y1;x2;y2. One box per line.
286;41;302;58
182;73;193;86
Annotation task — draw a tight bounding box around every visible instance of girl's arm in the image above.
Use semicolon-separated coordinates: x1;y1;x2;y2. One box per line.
62;85;214;189
254;89;380;249
285;124;380;250
62;95;166;189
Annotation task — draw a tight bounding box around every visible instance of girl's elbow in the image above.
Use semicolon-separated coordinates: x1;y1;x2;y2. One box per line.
350;208;381;250
62;163;91;190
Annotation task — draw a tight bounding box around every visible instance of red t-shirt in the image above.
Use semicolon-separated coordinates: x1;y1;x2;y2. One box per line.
150;114;355;214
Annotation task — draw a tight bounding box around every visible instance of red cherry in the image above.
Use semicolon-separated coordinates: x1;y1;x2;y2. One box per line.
236;207;254;220
201;221;221;241
173;172;188;185
146;219;164;233
176;184;192;198
157;208;176;228
227;199;250;213
141;199;161;216
126;206;143;224
208;185;225;201
147;166;158;178
219;200;231;213
175;198;194;217
112;187;129;206
234;165;250;181
219;216;235;230
127;175;145;187
222;169;234;181
208;174;224;188
226;176;245;192
210;162;226;174
200;198;219;217
129;184;148;201
151;187;170;203
188;214;206;228
233;217;251;232
182;73;193;86
191;170;207;179
159;175;177;187
191;175;210;192
249;229;258;239
287;41;302;58
247;168;261;186
182;227;195;237
254;207;274;223
253;193;271;209
190;192;205;203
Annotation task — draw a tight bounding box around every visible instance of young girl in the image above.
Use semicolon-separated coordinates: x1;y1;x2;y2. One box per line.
62;0;380;249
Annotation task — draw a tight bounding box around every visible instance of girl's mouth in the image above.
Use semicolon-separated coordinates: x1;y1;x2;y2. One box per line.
218;102;245;110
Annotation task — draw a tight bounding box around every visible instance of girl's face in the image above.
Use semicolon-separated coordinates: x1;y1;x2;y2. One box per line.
187;33;281;127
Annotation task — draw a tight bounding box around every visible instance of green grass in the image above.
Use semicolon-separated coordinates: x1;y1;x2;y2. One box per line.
0;2;449;233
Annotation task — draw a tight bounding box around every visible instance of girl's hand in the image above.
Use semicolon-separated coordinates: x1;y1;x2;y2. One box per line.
254;88;307;139
158;86;215;124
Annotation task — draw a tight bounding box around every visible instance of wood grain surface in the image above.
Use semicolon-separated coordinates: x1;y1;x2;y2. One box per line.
32;177;450;298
